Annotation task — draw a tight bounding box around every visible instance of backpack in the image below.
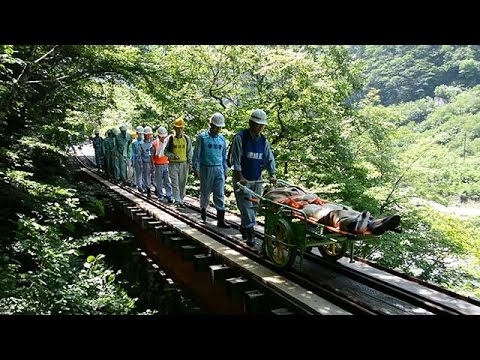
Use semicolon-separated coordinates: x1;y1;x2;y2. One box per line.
227;130;265;168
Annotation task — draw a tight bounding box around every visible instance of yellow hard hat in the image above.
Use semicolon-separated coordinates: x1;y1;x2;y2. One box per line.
130;131;137;139
173;118;186;128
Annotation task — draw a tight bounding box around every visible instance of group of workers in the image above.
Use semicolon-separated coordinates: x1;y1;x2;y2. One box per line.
92;108;400;248
91;119;193;206
191;109;276;243
92;124;133;183
91;109;275;247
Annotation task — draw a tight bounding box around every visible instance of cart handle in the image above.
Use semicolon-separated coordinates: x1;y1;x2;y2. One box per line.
235;178;292;190
235;182;264;199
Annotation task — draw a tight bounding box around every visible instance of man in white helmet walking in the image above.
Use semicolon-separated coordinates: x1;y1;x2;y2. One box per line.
152;126;174;202
115;123;130;183
131;126;144;191
140;126;154;197
231;109;276;246
192;112;230;228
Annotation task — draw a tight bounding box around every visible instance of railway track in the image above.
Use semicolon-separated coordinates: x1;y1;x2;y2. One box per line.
72;144;480;315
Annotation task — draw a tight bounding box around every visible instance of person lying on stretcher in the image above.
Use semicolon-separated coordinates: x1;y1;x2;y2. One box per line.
263;185;402;235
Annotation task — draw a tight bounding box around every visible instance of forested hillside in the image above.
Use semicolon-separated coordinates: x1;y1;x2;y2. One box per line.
390;86;480;203
350;45;480;105
350;45;480;204
348;46;480;298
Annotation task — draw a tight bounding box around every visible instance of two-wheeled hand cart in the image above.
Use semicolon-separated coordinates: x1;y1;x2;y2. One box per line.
236;179;376;270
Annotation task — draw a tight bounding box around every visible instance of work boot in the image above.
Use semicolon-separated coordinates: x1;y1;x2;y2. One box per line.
217;210;230;228
201;208;207;223
240;227;247;240
246;227;256;247
369;215;401;235
146;188;151;198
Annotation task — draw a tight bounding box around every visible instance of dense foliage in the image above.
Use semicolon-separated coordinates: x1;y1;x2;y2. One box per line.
0;45;148;314
0;162;136;314
350;46;480;297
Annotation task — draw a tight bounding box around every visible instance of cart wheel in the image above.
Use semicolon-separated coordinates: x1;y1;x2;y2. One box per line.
318;242;348;261
265;218;296;269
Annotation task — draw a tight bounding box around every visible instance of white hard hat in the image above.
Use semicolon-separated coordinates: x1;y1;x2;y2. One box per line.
209;112;226;128
249;109;267;125
157;126;168;137
119;123;127;131
143;126;153;135
136;126;144;134
112;127;120;135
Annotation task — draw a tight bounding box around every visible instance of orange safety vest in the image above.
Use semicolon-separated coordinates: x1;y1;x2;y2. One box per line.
152;138;169;165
